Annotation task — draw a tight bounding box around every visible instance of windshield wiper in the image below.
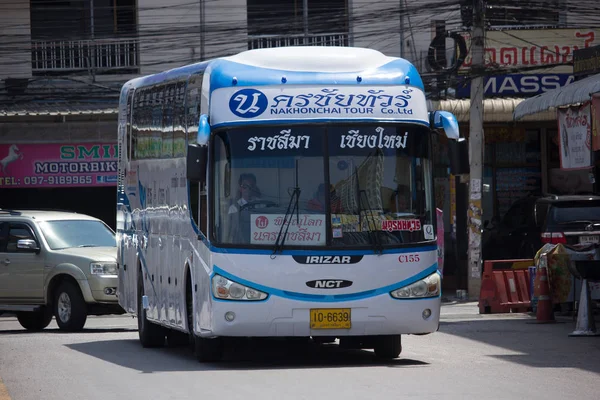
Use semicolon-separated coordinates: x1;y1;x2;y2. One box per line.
271;160;301;258
354;165;383;254
78;244;97;248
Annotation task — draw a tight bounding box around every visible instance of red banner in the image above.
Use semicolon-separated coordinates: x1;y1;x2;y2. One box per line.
0;143;118;188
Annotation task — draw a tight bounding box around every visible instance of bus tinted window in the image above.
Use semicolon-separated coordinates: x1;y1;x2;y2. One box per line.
327;125;433;246
213;126;326;247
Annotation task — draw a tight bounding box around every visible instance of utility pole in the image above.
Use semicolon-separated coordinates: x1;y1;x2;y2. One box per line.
467;0;485;300
399;1;405;58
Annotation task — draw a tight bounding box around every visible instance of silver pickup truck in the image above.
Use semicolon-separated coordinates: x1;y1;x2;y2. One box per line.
0;209;124;331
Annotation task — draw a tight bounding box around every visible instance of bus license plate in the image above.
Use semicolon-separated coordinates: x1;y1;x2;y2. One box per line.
310;308;351;329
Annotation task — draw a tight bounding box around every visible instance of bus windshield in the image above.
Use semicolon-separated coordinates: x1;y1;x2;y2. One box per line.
212;124;434;249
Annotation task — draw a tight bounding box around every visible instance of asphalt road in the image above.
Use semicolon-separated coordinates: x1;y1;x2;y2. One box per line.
1;303;599;400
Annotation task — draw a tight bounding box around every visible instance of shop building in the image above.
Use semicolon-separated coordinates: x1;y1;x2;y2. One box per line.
427;24;600;291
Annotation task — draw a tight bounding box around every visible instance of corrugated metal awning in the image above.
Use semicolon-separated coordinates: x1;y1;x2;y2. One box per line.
513;72;600;121
427;98;556;123
0;101;118;117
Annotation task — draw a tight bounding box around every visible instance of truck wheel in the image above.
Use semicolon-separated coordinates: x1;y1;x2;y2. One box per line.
54;281;87;332
137;269;165;347
373;335;402;359
16;307;53;331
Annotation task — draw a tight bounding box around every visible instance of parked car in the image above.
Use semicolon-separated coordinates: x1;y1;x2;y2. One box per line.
0;209;123;331
482;195;600;261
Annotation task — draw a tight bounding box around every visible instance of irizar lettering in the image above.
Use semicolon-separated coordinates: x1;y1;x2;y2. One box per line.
305;256;352;264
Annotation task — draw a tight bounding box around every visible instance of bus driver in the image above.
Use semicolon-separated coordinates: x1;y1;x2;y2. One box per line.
229;173;261;214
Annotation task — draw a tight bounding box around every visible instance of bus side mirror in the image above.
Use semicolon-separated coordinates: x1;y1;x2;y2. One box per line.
448;138;470;175
429;110;459;140
187;114;210;183
429;110;469;175
186;144;207;183
197;114;210;146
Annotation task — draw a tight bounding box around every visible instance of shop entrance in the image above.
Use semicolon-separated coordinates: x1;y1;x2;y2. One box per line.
0;187;117;230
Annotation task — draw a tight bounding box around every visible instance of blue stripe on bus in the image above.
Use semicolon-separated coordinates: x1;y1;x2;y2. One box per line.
211;263;438;302
209;118;431;129
209;244;437;256
208;58;425;92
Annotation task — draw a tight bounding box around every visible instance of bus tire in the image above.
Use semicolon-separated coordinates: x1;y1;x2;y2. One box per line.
194;336;224;362
137;268;165;348
373;335;402;359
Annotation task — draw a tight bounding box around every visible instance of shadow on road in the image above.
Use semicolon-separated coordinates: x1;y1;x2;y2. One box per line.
0;327;136;335
66;338;429;373
438;316;600;374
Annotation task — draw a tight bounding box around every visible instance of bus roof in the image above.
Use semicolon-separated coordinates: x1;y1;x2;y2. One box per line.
124;46;424;92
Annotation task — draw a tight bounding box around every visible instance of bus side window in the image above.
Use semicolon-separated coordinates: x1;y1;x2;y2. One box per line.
131;89;142;160
126;89;134;160
161;83;175;159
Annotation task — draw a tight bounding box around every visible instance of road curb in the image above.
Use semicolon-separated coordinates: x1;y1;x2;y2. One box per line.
0;377;11;400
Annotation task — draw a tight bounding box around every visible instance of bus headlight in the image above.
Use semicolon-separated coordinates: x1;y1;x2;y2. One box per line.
390;272;440;299
212;274;268;301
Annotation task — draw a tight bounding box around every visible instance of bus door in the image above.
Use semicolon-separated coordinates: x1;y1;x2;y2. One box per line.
117;87;137;313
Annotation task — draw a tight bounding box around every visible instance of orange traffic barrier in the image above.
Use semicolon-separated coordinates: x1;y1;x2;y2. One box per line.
534;266;556;323
479;259;534;314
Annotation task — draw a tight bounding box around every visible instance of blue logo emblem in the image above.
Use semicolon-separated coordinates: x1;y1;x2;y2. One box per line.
337;160;348;171
229;89;268;118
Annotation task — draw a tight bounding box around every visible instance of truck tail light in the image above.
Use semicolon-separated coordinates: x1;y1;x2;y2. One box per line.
541;232;566;244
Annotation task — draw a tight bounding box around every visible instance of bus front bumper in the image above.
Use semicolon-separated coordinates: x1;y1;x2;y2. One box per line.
202;294;441;337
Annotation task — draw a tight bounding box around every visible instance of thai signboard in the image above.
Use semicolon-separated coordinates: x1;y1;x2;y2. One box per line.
211;85;429;127
573;44;600;79
250;214;326;245
557;103;592;170
0;143;118;188
455;73;574;98
458;28;600;74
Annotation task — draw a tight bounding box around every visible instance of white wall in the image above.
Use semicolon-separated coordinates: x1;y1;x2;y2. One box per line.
137;0;247;75
137;0;202;75
204;0;248;59
0;0;32;79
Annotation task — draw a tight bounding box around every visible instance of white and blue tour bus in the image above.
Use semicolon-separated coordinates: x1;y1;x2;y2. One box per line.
116;46;468;362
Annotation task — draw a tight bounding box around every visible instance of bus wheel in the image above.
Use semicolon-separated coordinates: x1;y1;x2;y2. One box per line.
373;335;402;359
185;271;224;362
137;268;165;347
194;336;224;362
